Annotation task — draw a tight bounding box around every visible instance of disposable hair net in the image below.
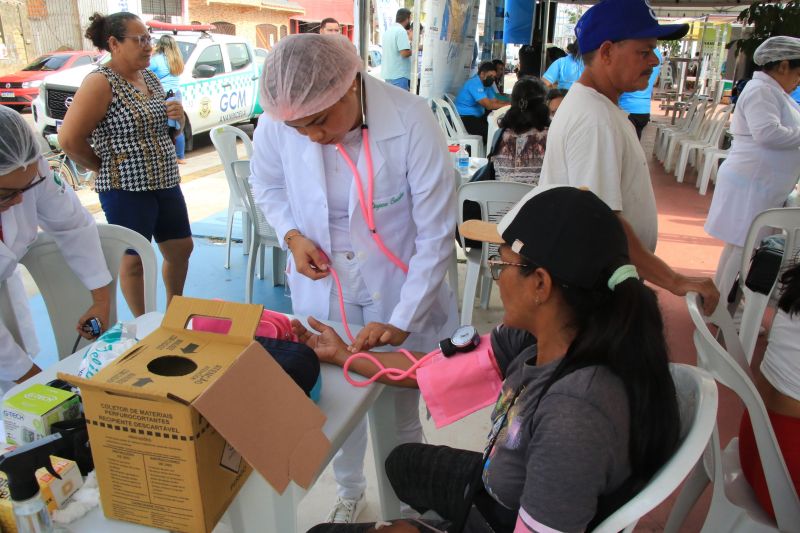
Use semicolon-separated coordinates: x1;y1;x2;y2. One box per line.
754;36;800;66
260;34;363;122
0;105;40;175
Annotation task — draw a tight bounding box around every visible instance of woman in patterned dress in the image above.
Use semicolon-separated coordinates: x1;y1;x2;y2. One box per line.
59;12;193;316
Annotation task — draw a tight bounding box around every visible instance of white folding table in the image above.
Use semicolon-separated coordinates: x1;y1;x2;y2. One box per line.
3;312;404;532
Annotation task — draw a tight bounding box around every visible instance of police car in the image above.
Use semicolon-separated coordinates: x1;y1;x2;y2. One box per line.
31;22;261;151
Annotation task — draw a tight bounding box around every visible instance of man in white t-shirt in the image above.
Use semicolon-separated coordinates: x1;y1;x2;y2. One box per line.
539;0;719;314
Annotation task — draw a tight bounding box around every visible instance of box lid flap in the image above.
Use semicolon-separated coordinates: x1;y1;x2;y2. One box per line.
193;342;330;493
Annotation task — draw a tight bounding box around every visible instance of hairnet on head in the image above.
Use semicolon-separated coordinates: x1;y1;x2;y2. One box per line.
0;105;40;176
260;34;364;122
754;36;800;66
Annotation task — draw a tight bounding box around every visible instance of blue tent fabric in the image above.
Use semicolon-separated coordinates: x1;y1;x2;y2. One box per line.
504;0;535;45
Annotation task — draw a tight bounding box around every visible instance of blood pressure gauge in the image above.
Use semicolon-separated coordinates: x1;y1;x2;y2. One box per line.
439;325;480;357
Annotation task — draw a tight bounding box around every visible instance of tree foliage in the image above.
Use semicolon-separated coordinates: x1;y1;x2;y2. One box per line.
736;1;800;57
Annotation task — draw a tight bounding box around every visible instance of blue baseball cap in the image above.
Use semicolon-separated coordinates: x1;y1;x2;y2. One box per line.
575;0;689;55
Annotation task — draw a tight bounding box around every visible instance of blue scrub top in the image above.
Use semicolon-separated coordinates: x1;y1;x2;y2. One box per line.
455;75;496;117
619;49;663;115
542;55;584;90
148;53;180;93
792;85;800;105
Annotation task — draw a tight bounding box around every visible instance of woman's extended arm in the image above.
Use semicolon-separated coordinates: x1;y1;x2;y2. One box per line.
58;72;112;171
292;317;424;388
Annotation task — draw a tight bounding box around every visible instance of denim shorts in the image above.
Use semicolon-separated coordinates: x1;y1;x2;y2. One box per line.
98;186;192;246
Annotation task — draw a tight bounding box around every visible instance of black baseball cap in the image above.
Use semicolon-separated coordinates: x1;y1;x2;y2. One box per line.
575;0;689;54
459;186;630;290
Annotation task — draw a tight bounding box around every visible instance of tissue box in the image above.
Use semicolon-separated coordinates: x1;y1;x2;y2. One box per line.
0;444;83;533
3;385;81;445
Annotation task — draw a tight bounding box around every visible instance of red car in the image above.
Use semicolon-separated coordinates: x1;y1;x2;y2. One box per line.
0;50;101;110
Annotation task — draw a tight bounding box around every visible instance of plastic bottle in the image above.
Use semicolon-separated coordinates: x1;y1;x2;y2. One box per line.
457;146;470;178
447;145;460;170
0;433;70;533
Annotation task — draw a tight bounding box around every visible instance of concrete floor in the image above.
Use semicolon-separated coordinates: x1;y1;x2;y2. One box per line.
20;104;745;531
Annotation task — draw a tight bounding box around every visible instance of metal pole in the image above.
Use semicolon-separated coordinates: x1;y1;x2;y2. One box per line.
359;0;372;68
410;1;422;93
697;15;709;92
540;0;551;76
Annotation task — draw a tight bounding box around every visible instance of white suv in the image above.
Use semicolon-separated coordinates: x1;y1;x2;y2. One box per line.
32;29;261;151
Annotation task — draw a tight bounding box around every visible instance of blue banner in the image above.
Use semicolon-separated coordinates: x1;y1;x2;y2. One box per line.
503;0;535;45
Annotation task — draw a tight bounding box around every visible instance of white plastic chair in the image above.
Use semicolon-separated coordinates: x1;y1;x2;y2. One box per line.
736;208;800;364
209;125;253;270
431;98;486;158
18;224;157;358
664;293;800;533
657;62;674;93
696;147;728;196
674;104;732;185
457;181;533;325
591;363;718;533
231;160;286;303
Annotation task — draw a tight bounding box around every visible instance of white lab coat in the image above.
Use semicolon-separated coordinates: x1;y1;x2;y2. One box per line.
250;75;458;352
706;72;800;247
0;157;111;381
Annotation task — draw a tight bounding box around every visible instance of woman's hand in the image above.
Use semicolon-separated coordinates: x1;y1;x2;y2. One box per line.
165;99;184;121
75;285;111;340
349;322;409;352
287;235;330;280
292;317;348;364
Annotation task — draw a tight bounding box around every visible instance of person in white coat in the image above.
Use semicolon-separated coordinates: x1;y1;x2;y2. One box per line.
0;106;112;386
706;36;800;299
250;34;458;523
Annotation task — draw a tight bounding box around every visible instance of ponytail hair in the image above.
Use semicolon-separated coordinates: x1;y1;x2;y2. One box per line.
778;262;800;316
527;263;680;494
85;12;140;52
498;78;550;134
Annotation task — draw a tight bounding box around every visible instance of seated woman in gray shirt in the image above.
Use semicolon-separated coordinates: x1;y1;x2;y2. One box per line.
297;186;680;533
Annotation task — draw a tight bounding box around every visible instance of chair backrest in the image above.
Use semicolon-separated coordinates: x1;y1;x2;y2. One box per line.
705;104;734;147
457;181;534;261
210;125;253;208
430;99;459;139
738;208;800;362
230;160;280;245
686;292;800;530
19;224;157;358
436;97;470;137
592;364;718;533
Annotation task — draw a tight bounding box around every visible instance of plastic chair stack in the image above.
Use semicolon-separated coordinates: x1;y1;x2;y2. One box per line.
230;160;286;304
430;97;486;158
674;104;733;185
209;125;253;270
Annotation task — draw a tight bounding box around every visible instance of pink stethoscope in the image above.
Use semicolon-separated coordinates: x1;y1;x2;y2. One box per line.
314;77;437;385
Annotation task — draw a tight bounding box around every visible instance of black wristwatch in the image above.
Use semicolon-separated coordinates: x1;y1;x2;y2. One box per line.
439;325;480;357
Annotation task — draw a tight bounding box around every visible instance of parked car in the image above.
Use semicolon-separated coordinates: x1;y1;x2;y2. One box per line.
0;50;101;111
32;23;262;151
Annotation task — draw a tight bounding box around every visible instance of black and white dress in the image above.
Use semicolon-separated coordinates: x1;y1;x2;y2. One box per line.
91;66;180;192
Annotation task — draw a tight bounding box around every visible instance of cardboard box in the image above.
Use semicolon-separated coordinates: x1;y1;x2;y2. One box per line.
3;385;81;445
0;444;83;533
60;297;330;533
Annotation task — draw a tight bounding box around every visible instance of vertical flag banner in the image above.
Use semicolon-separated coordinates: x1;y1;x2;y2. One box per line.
504;0;534;45
419;0;481;98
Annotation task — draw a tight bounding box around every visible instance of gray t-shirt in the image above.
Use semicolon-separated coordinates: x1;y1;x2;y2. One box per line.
482;326;632;532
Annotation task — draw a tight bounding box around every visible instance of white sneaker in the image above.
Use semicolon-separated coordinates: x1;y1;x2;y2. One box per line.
326;494;366;523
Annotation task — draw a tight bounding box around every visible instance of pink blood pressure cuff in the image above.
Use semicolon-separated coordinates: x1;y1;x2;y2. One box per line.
417;334;503;428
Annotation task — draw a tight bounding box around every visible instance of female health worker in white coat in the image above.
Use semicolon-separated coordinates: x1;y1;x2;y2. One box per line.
249;34;458;522
706;36;800;298
0;106;112;388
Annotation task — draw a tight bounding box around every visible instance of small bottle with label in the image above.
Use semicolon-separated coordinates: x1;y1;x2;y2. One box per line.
447;145;460;170
457;146;470;178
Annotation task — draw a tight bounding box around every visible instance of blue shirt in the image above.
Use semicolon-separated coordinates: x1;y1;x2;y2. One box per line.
619;49;663;115
792;85;800;105
455;75;496;117
381;23;411;80
542;55;584;90
148;53;180;93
